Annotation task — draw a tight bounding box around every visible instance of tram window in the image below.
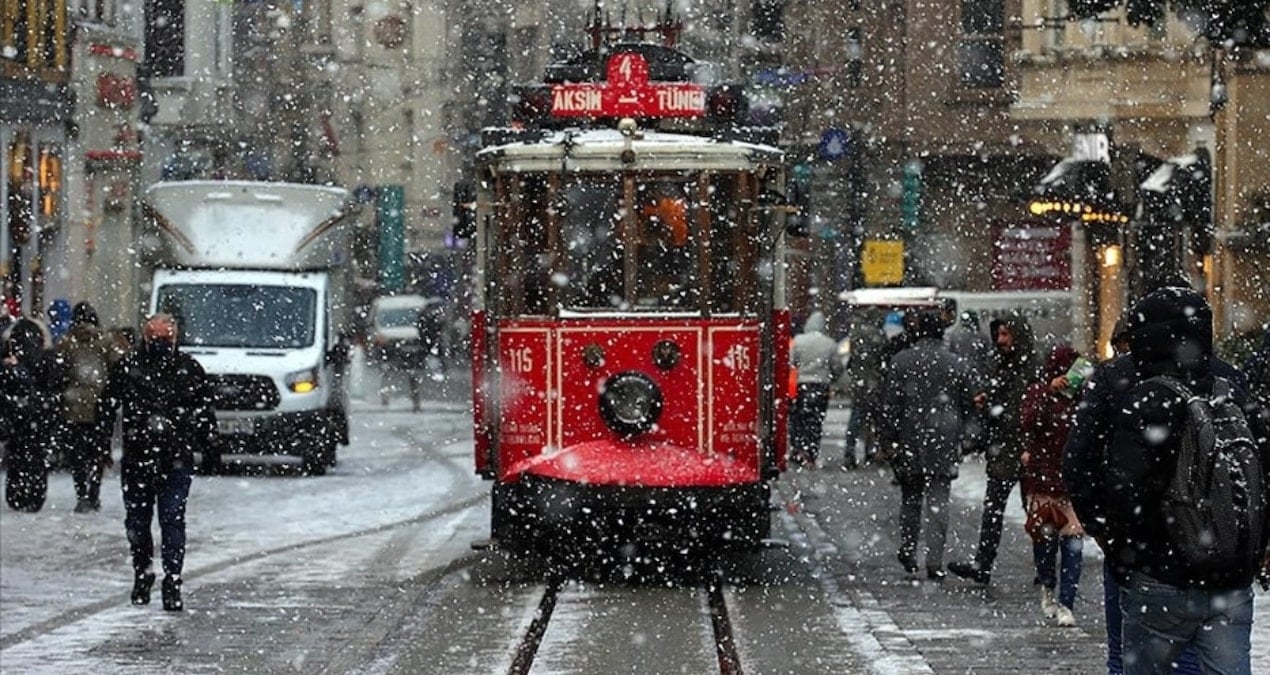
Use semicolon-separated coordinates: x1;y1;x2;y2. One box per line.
559;178;625;309
634;180;697;308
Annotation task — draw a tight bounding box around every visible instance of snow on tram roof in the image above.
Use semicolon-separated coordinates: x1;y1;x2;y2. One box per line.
476;127;784;172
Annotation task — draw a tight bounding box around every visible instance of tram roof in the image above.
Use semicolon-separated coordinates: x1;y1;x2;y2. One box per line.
476;128;784;173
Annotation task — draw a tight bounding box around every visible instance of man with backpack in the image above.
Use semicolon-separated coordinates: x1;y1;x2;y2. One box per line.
51;302;121;512
1099;287;1269;674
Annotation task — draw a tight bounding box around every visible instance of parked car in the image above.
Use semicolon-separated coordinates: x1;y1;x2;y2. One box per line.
368;295;441;368
368;294;444;410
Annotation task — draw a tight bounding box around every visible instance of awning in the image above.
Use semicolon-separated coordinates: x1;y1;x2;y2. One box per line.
1140;150;1211;226
1035;158;1115;206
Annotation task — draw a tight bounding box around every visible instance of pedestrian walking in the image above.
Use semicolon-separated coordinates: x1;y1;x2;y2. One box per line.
1;318;59;512
877;310;976;580
50;302;120;512
1098;287;1268;675
844;311;910;468
98;314;216;611
949;311;1039;585
1064;285;1245;675
789;311;841;466
1020;344;1085;627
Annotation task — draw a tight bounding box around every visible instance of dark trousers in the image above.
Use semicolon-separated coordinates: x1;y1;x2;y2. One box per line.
973;474;1017;570
67;422;108;507
122;461;191;578
898;474;952;570
790;383;830;462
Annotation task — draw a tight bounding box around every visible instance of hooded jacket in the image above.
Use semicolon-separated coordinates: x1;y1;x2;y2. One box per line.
1020;344;1079;497
983;312;1041;480
0;319;59;449
880;311;976;480
1102;288;1268;589
791;311;840;386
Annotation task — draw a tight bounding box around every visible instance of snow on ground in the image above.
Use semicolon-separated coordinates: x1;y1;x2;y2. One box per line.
0;401;485;647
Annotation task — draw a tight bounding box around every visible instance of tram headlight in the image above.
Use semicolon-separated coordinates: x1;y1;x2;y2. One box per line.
598;372;663;437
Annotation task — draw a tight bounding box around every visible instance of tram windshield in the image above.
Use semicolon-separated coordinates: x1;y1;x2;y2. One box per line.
489;170;778;317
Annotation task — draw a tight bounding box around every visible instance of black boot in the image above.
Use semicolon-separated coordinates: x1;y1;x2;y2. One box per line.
947;560;991;585
131;572;156;605
162;575;183;611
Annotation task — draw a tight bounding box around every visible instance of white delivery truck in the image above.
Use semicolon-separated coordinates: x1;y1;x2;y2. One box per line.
143;181;354;475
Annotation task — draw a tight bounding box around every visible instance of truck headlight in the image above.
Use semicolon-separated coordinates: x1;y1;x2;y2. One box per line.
285;368;320;394
598;372;663;437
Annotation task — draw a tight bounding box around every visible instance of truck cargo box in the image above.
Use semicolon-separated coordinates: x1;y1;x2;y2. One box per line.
144;181;350;270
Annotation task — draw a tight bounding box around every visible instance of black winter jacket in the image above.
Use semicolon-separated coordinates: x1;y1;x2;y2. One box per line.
99;349;216;473
1081;288;1270;589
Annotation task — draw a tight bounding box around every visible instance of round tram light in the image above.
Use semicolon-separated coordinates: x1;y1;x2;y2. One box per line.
652;340;681;370
1029;201;1044;215
582;343;605;369
598;372;664;437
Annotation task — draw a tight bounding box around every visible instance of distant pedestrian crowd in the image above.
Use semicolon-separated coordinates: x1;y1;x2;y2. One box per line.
1;300;215;612
787;279;1270;675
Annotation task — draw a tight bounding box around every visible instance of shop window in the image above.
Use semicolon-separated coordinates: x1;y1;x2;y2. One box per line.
7;133;34;246
1;0;30;64
145;0;184;78
958;0;1004;89
958;39;1004;88
1;0;67;70
845;27;862;89
751;0;784;43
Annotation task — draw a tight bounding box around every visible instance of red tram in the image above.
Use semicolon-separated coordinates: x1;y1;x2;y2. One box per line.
468;14;794;553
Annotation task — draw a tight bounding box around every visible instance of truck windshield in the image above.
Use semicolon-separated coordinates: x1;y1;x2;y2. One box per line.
157;284;318;349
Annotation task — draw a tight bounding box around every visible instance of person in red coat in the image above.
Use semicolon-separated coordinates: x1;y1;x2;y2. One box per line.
1020;344;1085;628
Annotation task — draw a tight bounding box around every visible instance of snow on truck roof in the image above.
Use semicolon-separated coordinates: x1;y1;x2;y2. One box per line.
145;181;351;270
476;128;784;172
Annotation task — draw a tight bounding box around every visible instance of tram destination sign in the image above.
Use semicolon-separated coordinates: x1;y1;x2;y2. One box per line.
551;52;706;118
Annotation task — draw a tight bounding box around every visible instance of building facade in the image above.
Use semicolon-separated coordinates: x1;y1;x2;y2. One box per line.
2;0;74;317
1013;1;1269;350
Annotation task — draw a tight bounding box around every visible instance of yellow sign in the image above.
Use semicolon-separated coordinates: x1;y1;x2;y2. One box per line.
862;239;905;286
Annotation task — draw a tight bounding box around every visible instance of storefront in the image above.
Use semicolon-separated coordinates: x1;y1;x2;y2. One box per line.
2;80;71;317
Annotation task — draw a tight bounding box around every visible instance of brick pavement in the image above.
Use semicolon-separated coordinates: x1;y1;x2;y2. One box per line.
779;406;1110;674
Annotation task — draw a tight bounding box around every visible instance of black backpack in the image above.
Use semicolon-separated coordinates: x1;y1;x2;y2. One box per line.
1154;376;1266;576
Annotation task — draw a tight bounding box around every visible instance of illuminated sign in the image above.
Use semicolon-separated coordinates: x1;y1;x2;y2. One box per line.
550;53;706;118
1028;200;1129;224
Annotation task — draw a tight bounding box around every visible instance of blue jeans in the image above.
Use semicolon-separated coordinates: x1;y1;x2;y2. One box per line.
1120;571;1252;675
1104;561;1202;675
122;461;192;578
1033;535;1083;608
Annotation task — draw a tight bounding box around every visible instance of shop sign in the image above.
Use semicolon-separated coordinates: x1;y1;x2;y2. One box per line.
861;239;904;286
992;223;1071;291
96;73;136;109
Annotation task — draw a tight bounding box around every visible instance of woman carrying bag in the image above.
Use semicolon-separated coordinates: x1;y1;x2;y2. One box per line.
1020;344;1088;628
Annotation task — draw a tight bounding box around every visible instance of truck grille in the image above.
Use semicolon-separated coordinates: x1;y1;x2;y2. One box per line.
208;374;281;411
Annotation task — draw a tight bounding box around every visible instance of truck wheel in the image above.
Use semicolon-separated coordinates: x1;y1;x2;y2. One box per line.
303;436;329;476
303;452;327;476
200;451;223;476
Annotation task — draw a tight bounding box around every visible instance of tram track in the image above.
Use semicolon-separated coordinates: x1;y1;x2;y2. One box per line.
504;570;745;675
0;412;488;653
